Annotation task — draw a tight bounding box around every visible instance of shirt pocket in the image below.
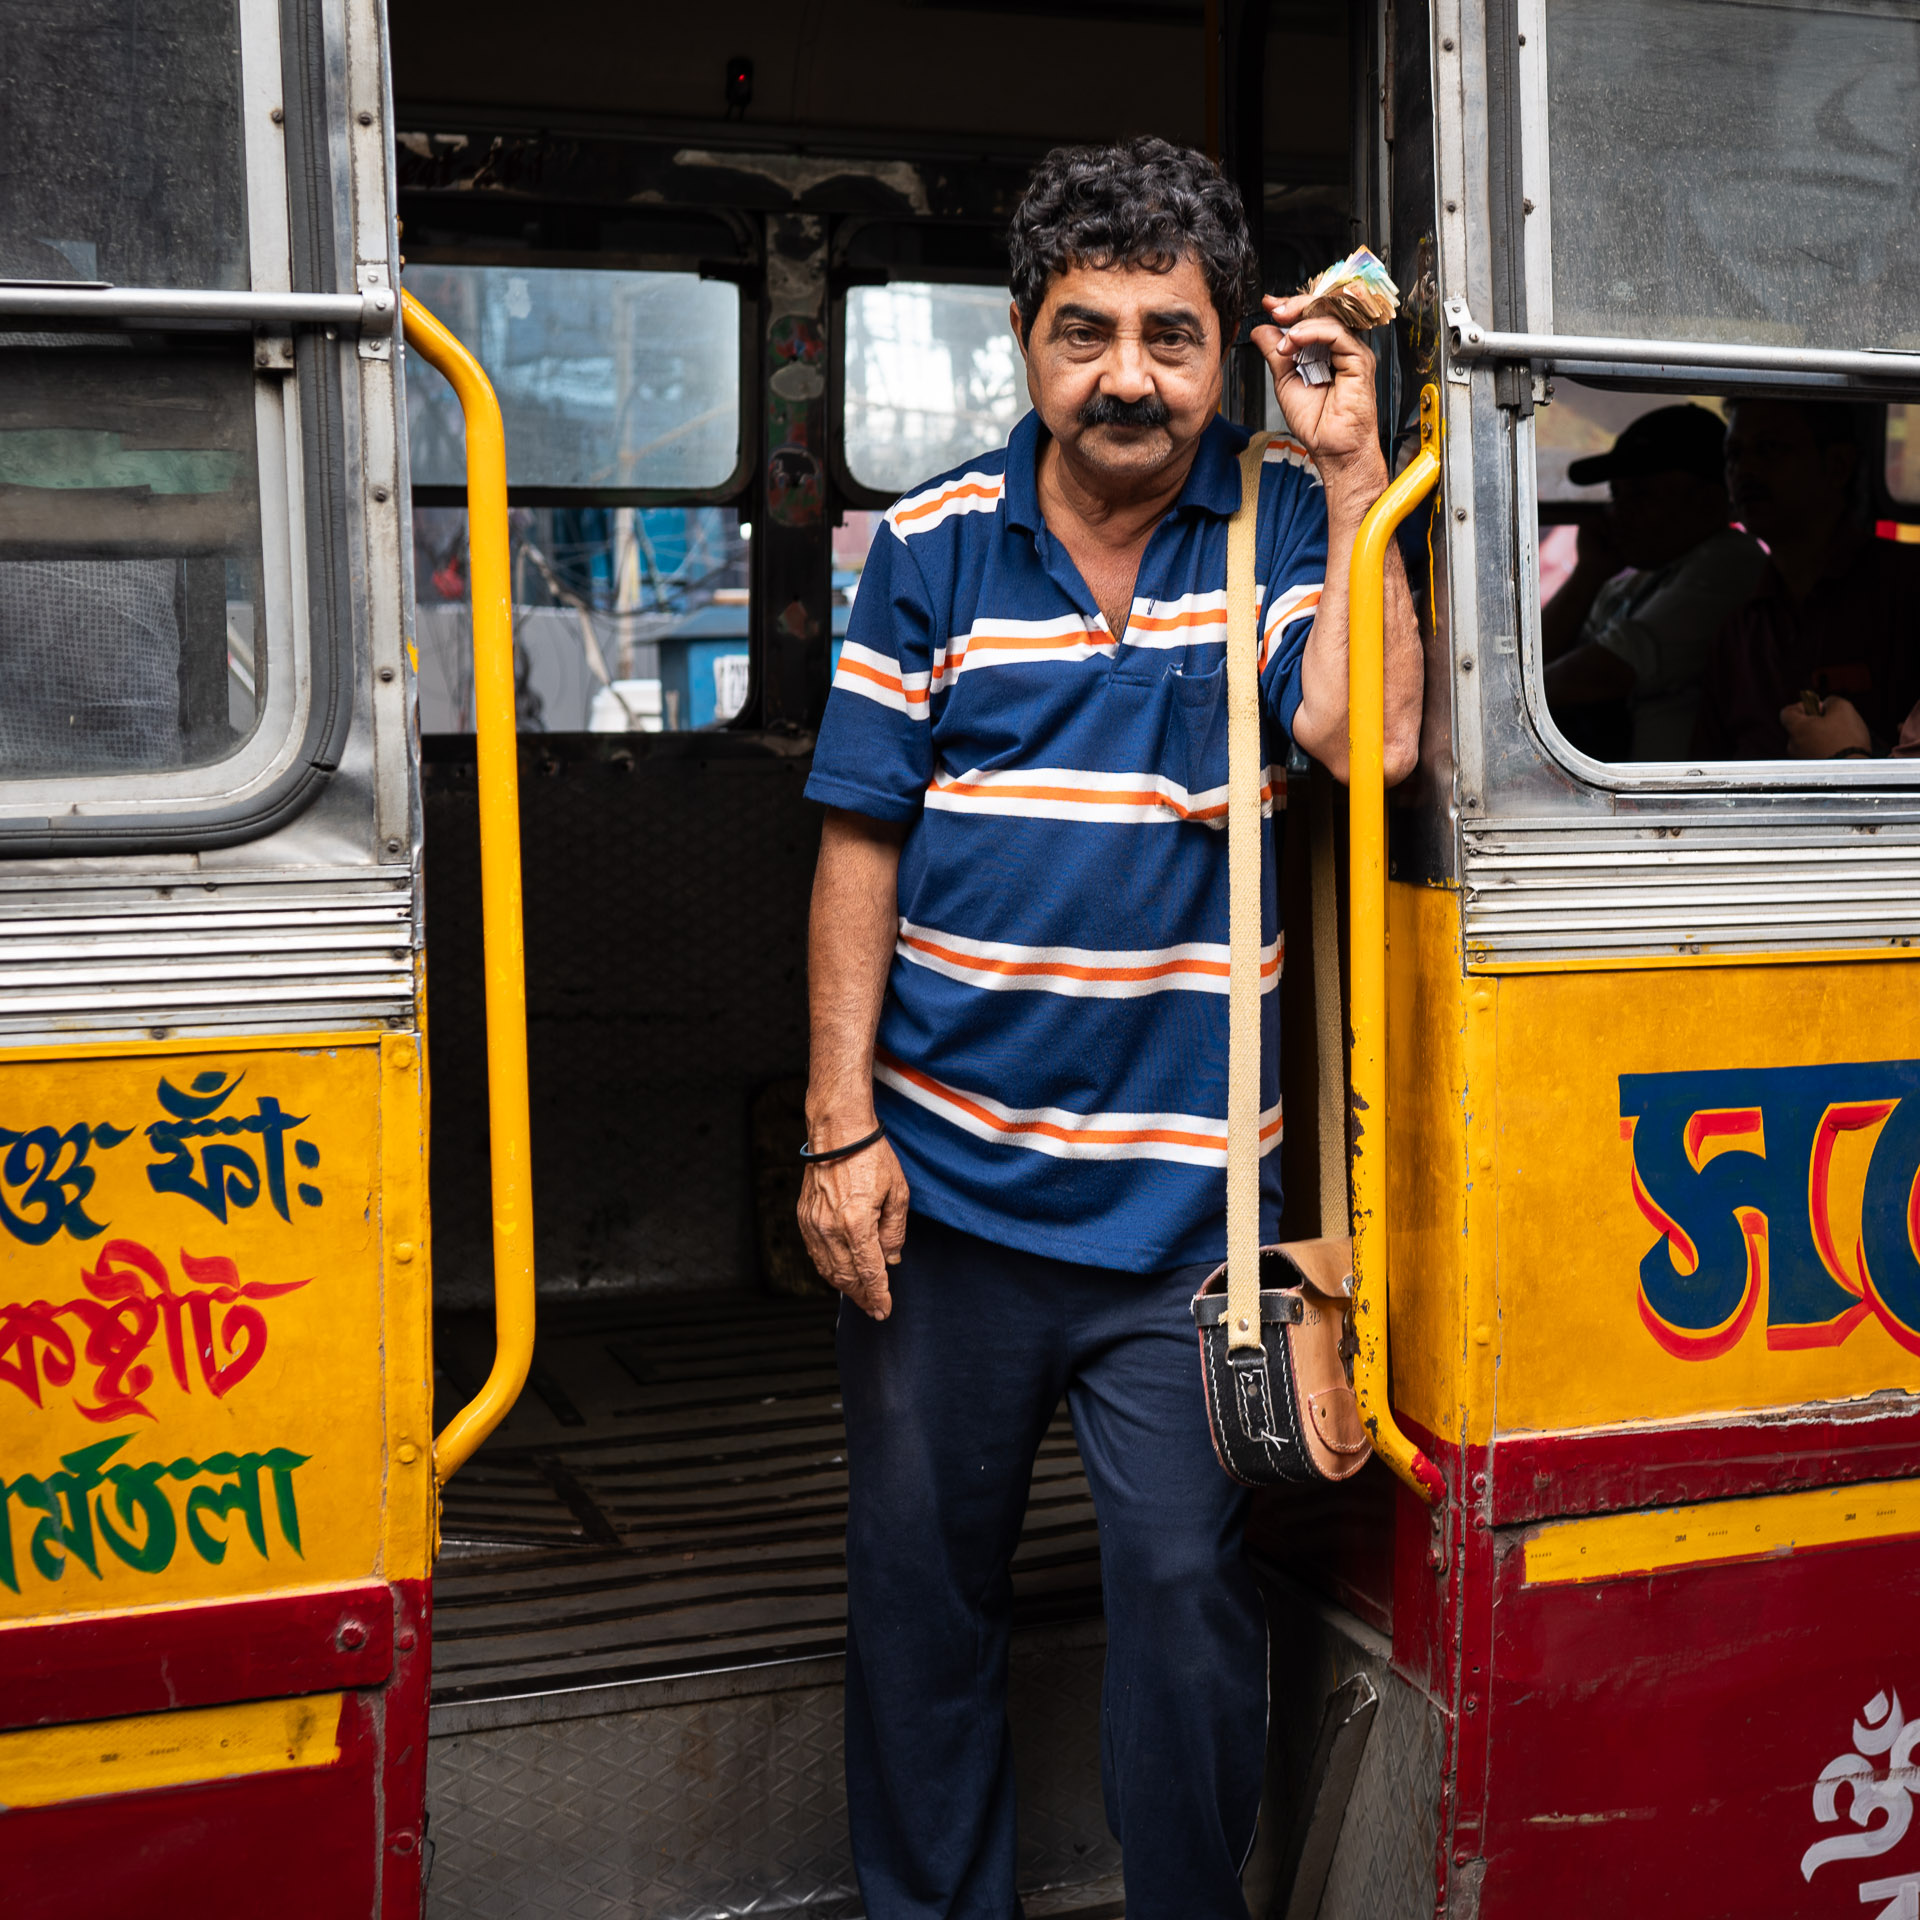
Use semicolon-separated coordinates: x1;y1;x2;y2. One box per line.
1166;657;1228;808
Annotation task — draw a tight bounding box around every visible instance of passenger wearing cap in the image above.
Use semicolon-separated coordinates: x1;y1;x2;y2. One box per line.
1694;400;1920;759
1542;403;1765;760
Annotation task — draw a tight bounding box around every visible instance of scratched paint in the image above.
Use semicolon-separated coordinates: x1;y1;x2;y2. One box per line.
0;1043;390;1620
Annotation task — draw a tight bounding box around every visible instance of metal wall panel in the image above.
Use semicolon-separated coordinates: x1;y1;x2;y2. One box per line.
0;868;413;1039
1262;1572;1445;1920
1463;816;1920;963
424;1626;1120;1920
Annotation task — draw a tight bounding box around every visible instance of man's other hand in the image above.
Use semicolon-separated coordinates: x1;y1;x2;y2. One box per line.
798;1132;910;1319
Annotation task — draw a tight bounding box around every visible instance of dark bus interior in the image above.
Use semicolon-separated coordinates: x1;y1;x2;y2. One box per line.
398;6;1425;1913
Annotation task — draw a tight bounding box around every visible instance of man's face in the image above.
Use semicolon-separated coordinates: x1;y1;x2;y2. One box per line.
1014;254;1224;490
1725;402;1853;545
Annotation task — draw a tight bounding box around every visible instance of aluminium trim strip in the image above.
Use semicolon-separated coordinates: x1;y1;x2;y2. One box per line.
0;957;410;990
0;980;413;1016
0;933;410;962
1470;887;1920;914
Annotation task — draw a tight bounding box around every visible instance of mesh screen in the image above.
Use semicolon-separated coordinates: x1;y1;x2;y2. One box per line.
0;559;183;774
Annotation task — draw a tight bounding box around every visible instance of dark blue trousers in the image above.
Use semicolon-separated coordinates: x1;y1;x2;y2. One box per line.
838;1213;1268;1920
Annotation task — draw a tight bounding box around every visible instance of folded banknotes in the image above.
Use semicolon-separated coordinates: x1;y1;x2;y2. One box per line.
1289;246;1400;386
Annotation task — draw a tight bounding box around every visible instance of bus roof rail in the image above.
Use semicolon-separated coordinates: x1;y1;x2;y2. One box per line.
0;282;397;334
1443;297;1920;384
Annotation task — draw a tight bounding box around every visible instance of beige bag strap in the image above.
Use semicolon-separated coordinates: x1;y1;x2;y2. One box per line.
1225;432;1270;1353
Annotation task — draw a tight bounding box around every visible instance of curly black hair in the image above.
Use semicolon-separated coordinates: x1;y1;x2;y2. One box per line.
1007;137;1258;350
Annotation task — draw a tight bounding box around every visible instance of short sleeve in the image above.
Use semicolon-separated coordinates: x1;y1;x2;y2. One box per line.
1253;442;1330;741
805;526;938;822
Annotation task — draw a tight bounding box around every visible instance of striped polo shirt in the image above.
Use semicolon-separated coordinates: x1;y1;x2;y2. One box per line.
806;408;1327;1271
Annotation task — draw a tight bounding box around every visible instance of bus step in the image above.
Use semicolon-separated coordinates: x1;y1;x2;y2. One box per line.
424;1618;1120;1918
424;1289;1116;1914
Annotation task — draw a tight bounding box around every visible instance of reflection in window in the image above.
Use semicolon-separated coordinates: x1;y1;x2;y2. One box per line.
413;507;799;734
1537;387;1920;766
843;283;1031;495
0;0;251;291
0;342;264;776
1546;0;1920;352
402;266;742;492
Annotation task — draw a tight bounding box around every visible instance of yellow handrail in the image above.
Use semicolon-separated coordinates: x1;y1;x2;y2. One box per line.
402;290;536;1489
1348;382;1446;1508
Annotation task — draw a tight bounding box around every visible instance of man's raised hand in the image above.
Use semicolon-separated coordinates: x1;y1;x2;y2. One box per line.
1250;293;1388;488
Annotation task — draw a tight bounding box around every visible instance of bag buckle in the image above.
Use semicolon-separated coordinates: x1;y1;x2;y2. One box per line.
1227;1346;1282;1443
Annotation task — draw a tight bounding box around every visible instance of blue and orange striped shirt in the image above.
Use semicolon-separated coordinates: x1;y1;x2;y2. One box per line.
806;409;1327;1270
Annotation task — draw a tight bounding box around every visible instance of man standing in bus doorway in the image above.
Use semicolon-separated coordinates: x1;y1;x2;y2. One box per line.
797;138;1421;1920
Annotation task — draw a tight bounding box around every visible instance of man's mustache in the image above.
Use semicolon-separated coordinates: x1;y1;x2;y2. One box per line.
1080;392;1171;430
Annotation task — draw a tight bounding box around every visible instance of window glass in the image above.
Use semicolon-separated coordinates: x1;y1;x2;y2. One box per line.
0;0;251;290
412;506;767;733
1534;383;1920;767
842;282;1031;494
402;266;742;493
1545;0;1920;350
0;341;264;775
1887;404;1920;504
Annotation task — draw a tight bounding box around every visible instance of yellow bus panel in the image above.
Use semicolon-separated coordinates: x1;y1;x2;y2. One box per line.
0;1035;430;1623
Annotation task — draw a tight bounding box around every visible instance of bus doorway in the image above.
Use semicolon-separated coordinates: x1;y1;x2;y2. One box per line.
388;4;1385;1915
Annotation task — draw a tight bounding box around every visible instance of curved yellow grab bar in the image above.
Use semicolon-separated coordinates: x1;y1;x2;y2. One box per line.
403;290;536;1488
1348;382;1445;1508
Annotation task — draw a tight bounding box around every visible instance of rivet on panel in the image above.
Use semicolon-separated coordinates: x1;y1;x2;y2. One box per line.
396;1442;420;1465
1470;989;1492;1012
394;1240;416;1264
392;1040;416;1069
1475;1324;1492;1346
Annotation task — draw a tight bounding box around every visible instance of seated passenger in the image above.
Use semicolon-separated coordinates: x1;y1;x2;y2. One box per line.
1693;400;1920;757
1542;405;1764;760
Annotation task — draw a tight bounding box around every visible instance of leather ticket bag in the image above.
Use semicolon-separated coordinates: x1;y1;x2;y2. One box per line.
1189;434;1372;1487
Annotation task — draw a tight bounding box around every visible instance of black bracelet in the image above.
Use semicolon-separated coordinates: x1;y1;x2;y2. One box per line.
798;1123;887;1165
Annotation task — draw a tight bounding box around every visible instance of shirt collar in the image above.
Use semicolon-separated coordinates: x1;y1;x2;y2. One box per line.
1002;409;1253;535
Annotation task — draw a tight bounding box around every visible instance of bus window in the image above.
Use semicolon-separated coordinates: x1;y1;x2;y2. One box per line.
840;280;1031;497
402;263;748;732
1542;0;1920;352
403;265;741;493
1533;384;1920;768
0;340;266;775
411;505;749;732
0;0;251;292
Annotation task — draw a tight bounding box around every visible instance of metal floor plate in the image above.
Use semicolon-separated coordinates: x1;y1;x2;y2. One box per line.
430;1290;1105;1714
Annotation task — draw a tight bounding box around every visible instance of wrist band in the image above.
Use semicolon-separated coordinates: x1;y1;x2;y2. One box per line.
798;1123;886;1165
